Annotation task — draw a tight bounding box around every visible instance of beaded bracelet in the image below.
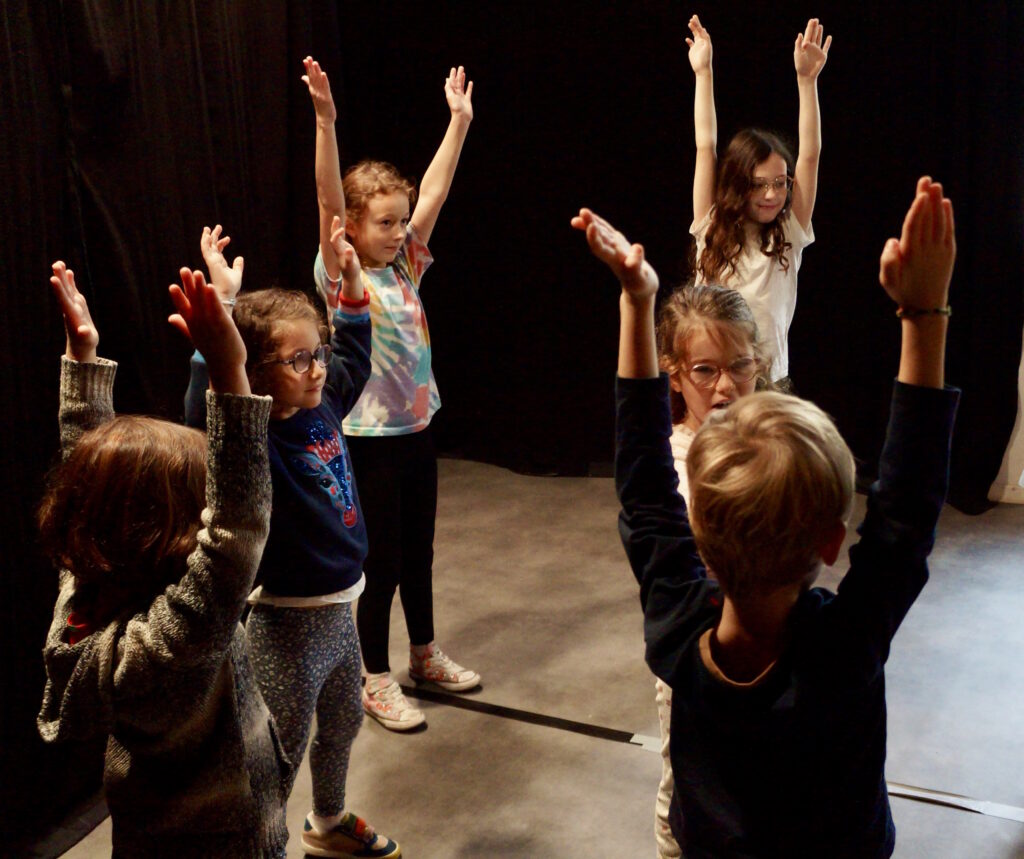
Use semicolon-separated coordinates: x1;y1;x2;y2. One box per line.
895;305;952;319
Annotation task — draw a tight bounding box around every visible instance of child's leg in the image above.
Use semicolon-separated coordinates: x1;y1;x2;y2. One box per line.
654;678;682;859
246;604;344;799
396;427;437;647
309;604;364;816
347;435;404;674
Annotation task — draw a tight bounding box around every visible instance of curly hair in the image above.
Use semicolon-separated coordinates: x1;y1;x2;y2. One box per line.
343;159;418;222
232;288;328;393
687;391;855;601
695;129;794;285
38;417;208;625
656;282;772;424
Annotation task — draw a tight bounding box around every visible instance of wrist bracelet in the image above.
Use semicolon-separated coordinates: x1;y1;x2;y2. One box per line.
338;293;370;309
220;298;237;307
895;305;951;319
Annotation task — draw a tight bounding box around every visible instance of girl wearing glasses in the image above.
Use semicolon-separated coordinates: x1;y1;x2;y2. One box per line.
655;280;770;858
184;219;401;858
687;14;831;390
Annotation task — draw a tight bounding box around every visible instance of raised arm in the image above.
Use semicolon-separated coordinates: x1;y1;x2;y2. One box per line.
879;177;955;389
199;225;244;304
169;267;250;397
410;65;473;245
791;17;832;231
687;15;717;224
571;208;660;379
304;56;346;280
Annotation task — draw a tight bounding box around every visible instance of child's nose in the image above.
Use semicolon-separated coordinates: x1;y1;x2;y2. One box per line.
716;372;738;394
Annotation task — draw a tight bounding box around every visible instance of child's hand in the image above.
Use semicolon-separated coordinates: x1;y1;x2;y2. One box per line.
200;225;244;302
50;261;99;363
302;56;337;126
794;18;831;79
169;268;250;395
329;215;365;305
686;15;713;75
444;65;473;123
571;208;659;301
879;177;956;311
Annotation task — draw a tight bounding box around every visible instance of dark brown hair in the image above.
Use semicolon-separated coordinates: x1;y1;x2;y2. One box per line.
343;160;417;222
695;129;794;285
233;288;328;393
38;417;207;625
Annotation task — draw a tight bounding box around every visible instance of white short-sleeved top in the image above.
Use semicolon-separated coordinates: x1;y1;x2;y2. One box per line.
691;210;814;381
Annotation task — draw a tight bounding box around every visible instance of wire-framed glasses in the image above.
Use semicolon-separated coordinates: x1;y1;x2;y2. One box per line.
269;344;332;374
686;356;759;389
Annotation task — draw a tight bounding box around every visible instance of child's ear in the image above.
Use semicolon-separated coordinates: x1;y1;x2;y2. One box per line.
818;520;847;567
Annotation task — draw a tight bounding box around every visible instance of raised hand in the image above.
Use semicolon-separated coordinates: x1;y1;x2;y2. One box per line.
200;225;244;302
169;268;249;396
50;261;99;363
329;215;364;304
879;177;956;312
302;55;337;125
794;18;831;79
686;14;713;75
571;208;659;300
444;65;474;123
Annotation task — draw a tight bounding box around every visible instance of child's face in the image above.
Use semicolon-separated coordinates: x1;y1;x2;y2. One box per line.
745;152;789;224
259;319;327;420
347;191;411;268
670;324;758;432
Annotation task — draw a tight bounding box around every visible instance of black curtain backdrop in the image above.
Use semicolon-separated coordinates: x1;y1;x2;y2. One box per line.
2;0;1022;849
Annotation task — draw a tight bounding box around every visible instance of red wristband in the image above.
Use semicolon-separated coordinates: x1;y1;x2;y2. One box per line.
338;292;370;309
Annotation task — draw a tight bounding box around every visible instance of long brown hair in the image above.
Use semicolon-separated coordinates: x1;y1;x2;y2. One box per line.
695;129;794;285
38;417;207;625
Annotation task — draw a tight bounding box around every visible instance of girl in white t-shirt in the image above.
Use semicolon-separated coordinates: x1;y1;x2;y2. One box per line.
652;281;771;859
686;14;832;386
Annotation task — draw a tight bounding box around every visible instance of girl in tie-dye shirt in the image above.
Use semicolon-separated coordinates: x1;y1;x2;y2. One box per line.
313;64;480;733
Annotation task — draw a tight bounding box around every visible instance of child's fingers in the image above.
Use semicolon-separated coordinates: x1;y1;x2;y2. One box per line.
465;80;473;100
942;198;956;249
879;238;901;289
822;34;832;55
232;255;244;275
168;283;191;318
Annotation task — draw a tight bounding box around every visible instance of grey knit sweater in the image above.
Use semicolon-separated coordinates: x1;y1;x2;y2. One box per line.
38;357;290;858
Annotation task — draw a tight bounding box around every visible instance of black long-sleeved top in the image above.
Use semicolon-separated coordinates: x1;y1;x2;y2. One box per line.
615;374;958;858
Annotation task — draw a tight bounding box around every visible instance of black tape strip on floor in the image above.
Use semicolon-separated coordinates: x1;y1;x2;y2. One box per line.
403;685;1024;825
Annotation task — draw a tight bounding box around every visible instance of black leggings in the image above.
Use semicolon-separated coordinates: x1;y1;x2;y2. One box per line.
347;428;437;674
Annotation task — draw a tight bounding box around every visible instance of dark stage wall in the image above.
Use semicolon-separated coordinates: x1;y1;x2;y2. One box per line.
2;0;1022;848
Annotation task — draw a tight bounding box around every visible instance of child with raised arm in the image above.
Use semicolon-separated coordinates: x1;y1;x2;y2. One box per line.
687;14;831;389
38;262;289;857
185;217;401;858
573;176;958;856
652;283;770;857
309;59;479;731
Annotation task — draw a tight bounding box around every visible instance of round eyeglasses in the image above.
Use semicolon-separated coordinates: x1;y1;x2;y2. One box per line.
269;344;332;374
750;176;793;195
686;357;759;389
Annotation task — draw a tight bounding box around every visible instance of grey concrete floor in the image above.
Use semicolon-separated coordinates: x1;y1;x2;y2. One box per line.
61;459;1024;858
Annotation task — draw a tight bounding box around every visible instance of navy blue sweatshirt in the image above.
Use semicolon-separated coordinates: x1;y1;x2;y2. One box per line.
186;308;371;597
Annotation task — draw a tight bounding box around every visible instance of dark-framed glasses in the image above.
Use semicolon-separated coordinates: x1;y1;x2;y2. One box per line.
686;356;758;389
270;344;331;374
750;176;793;195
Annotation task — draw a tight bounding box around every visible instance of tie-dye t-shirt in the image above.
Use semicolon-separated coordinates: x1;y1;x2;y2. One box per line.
314;226;439;435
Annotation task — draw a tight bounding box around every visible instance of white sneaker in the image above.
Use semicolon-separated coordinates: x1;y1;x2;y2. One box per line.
409;646;481;692
362;674;425;731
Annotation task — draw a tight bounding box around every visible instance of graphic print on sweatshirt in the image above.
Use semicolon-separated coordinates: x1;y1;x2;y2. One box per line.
291;418;358;527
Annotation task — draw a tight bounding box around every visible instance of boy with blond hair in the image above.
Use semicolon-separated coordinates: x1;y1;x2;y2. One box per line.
572;175;958;857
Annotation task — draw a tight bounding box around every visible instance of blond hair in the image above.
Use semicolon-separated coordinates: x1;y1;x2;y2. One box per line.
343;160;417;222
656;283;772;423
686;391;855;599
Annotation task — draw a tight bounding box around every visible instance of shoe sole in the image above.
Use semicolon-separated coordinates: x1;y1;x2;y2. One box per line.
408;668;481;693
362;700;426;732
302;834;402;858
